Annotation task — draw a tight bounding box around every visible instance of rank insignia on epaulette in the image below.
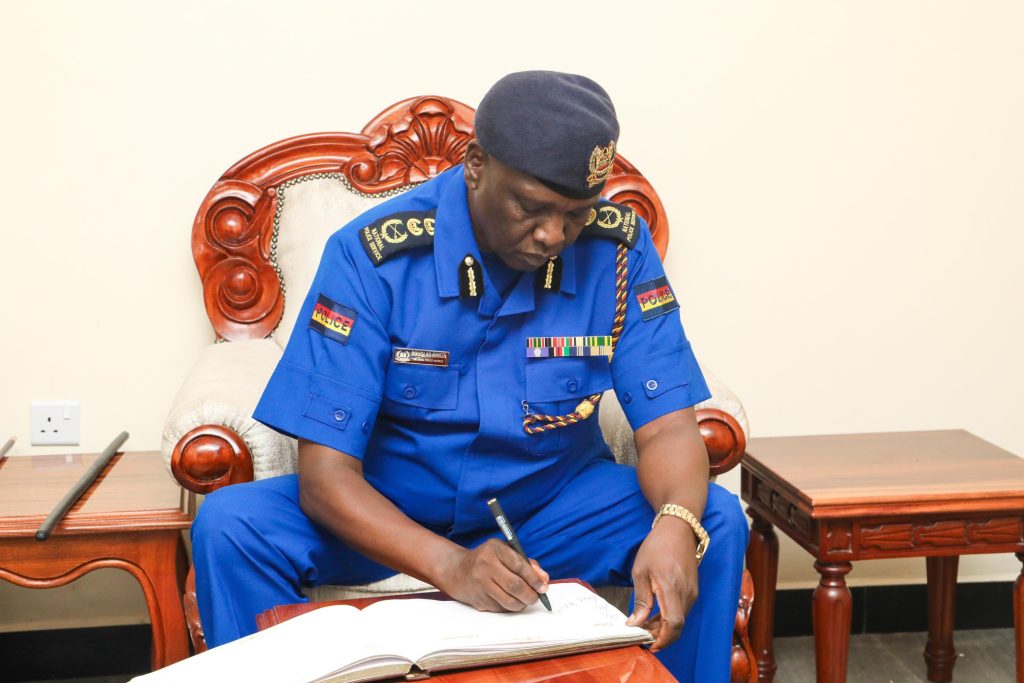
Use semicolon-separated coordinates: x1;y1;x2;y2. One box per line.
359;210;436;266
526;336;614;358
580;200;639;249
309;294;358;344
633;276;680;321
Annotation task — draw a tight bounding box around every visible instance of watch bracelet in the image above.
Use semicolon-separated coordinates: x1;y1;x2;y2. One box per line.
652;503;710;564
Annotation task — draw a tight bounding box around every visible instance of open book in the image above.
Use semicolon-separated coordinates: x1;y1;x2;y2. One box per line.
133;582;652;682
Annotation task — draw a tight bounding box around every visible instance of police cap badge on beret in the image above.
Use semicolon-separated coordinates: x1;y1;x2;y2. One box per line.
474;71;620;199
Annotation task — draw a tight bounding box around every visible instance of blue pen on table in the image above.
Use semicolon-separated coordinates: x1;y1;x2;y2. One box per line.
487;497;552;612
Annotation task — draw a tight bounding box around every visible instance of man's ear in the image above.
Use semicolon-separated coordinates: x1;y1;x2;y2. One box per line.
464;140;487;190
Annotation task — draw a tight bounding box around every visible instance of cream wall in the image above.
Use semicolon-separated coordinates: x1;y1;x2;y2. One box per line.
1;1;1021;631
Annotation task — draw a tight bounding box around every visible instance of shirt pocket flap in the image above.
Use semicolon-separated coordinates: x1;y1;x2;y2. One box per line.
384;363;460;410
525;357;613;402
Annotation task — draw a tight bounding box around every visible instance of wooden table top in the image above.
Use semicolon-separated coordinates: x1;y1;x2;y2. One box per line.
743;430;1024;517
0;451;190;537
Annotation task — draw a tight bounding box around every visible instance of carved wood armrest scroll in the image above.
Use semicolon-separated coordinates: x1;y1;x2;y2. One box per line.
730;570;757;683
183;567;207;655
171;424;255;495
697;408;747;476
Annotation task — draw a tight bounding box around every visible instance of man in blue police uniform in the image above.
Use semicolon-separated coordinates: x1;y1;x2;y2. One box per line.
192;71;748;681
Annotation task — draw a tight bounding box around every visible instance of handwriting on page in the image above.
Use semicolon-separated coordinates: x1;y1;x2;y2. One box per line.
550;592;626;627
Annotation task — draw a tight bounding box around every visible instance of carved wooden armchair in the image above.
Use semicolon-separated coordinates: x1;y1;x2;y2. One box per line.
163;96;756;681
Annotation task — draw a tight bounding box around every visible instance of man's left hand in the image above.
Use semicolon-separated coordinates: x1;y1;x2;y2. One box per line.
625;516;699;653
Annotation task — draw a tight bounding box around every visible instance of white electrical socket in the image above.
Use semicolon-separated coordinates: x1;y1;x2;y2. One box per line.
30;400;81;446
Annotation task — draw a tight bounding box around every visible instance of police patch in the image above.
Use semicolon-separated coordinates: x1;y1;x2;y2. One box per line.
633;276;679;321
579;200;639;249
359;210;436;266
309;294;358;344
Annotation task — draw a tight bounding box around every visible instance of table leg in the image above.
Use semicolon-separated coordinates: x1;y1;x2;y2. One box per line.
924;556;958;682
812;561;852;683
1015;552;1024;683
747;507;779;682
135;531;191;668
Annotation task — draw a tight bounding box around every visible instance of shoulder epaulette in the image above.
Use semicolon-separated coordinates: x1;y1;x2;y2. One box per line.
358;210;436;266
579;200;639;249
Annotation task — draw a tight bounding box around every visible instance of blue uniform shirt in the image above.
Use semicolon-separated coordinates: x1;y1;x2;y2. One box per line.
254;166;710;536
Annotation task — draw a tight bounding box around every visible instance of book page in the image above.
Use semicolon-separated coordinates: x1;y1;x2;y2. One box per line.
360;583;651;663
129;604;407;683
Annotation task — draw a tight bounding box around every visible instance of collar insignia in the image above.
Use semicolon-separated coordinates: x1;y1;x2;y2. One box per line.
535;257;563;293
459;254;483;299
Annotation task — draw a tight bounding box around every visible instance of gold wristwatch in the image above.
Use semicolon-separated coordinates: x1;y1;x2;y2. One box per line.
652;503;710;565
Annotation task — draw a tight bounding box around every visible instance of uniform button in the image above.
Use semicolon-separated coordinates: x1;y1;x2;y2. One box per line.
361;420;370;434
333;409;346;422
566;378;579;393
403;385;417;399
623;392;632;404
645;379;659;392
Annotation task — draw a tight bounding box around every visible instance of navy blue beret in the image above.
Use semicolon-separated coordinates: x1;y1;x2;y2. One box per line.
475;71;620;199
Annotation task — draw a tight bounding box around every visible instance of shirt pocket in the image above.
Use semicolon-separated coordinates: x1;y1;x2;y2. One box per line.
383;363;461;419
523;357;613;454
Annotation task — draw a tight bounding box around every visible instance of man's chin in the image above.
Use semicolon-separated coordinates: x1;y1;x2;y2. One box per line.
505;253;548;271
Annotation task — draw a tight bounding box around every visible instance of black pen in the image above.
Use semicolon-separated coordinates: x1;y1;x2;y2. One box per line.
487;497;552;612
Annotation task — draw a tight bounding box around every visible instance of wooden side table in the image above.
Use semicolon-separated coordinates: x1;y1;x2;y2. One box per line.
742;430;1024;683
0;450;192;670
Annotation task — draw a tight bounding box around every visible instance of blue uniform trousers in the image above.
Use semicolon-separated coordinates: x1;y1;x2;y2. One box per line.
192;460;748;682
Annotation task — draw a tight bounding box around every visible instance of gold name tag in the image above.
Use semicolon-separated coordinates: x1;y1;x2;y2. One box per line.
392;347;450;367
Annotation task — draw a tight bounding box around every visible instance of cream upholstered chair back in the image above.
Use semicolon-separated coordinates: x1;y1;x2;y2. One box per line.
272;176;410;346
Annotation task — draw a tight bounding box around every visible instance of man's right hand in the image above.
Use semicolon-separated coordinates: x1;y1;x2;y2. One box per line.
436;538;550;612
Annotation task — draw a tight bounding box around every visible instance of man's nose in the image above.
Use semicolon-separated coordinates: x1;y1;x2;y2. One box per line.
533;216;566;255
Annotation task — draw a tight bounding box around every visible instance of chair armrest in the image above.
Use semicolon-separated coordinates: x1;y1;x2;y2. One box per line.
697;368;750;476
697;408;746;477
161;338;297;493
